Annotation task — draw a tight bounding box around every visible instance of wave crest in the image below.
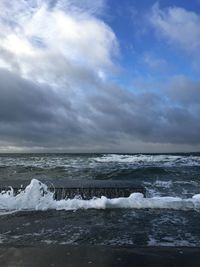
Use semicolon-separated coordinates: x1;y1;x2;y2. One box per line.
1;179;200;213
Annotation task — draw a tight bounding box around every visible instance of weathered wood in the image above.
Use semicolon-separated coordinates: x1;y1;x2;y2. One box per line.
0;180;146;199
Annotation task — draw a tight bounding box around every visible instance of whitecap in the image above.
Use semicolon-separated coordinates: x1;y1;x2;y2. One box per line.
1;179;200;213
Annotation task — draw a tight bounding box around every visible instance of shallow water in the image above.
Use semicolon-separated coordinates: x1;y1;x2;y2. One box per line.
0;153;200;247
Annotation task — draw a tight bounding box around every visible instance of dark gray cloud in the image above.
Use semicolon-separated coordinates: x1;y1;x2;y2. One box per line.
0;68;200;152
168;77;200;106
0;69;82;147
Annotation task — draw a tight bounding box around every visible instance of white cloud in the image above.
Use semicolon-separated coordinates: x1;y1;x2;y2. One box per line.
0;0;118;85
150;3;200;56
143;52;169;72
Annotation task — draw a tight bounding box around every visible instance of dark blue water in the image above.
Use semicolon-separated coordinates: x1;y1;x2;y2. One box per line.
0;153;200;247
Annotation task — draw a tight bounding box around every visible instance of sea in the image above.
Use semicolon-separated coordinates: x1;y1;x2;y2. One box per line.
0;153;200;247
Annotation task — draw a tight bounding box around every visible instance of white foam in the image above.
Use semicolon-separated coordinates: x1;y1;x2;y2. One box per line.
154;180;172;188
1;154;200;170
94;154;200;166
0;156;81;169
1;179;200;213
147;236;197;247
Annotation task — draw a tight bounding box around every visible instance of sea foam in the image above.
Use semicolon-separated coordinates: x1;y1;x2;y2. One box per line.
0;179;200;213
94;154;200;166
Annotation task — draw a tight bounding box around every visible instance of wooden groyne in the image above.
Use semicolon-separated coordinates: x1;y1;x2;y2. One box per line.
0;180;146;200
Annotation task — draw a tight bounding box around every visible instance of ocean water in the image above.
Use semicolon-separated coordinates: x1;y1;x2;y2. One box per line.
0;153;200;247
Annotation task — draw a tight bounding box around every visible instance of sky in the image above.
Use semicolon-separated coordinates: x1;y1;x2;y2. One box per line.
0;0;200;153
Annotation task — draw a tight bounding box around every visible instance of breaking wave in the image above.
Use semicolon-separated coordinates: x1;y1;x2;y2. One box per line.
94;154;200;166
1;179;200;214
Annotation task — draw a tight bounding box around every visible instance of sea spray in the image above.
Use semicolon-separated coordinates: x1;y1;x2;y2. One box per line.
1;179;200;213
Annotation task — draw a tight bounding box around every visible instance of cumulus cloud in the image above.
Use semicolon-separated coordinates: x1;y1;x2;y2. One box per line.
150;3;200;57
0;0;118;85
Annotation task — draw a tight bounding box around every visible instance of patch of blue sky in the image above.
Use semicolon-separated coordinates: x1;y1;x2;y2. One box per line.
104;0;200;90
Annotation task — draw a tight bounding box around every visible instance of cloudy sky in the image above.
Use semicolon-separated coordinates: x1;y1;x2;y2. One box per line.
0;0;200;153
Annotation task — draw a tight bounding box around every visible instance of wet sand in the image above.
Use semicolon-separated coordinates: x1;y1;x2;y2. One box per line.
0;245;200;267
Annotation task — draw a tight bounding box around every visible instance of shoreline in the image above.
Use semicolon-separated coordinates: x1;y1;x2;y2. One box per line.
0;245;200;267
